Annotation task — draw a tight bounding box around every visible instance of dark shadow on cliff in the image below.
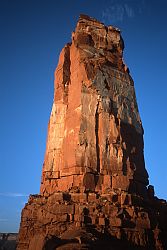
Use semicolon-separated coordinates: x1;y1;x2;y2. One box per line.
43;226;155;250
120;121;149;196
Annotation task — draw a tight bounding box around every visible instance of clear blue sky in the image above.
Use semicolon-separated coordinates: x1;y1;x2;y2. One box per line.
0;0;167;232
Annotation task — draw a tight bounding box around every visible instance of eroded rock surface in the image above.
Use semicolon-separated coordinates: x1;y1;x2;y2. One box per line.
40;14;148;196
17;15;167;250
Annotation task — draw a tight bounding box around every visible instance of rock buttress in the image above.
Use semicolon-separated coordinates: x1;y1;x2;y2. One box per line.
17;15;167;250
40;14;148;197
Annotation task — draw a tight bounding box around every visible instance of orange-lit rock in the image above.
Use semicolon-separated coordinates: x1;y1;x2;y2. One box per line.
17;15;167;250
40;14;148;197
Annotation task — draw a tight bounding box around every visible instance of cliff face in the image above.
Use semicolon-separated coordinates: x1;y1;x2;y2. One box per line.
17;15;167;250
40;14;148;197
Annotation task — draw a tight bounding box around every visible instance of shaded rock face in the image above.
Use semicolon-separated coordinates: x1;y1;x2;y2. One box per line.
17;15;167;250
40;14;148;197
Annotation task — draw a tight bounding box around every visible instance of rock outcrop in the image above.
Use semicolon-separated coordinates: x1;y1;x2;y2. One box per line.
17;15;167;250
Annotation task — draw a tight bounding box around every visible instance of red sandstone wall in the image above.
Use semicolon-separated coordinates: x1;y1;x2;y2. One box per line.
40;15;148;196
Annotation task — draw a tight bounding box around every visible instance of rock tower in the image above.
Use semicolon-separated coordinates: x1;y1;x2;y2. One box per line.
17;15;167;250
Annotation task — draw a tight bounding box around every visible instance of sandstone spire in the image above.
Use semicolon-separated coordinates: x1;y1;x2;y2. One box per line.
40;14;148;197
17;15;167;250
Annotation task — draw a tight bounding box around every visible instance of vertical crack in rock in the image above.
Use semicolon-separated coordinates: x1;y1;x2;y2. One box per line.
95;101;100;174
62;44;71;104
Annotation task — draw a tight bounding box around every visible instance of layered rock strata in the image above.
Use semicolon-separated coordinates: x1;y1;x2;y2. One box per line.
17;15;167;250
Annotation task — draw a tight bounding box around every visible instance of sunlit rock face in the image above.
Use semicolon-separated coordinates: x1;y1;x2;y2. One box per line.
40;14;148;197
17;15;167;250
